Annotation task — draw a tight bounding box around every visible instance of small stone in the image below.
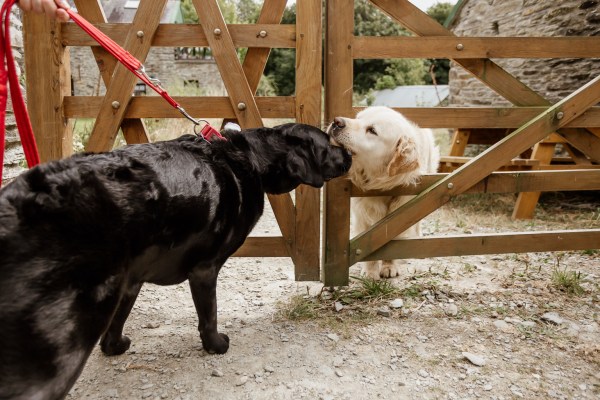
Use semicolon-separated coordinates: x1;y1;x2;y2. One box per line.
334;302;344;312
377;307;391;317
520;321;537;329
145;322;160;329
390;299;404;309
444;303;458;316
493;320;511;332
541;312;564;325
236;376;248;386
418;369;429;378
211;369;224;377
483;384;493;391
326;333;339;343
462;352;486;366
264;365;275;373
335;370;344;377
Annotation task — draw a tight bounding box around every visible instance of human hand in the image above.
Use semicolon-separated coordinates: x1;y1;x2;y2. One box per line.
18;0;71;22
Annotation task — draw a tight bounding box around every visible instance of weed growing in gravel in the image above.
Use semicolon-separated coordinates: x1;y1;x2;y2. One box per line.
551;267;585;295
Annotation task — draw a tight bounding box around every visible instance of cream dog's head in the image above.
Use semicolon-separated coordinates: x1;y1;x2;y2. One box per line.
327;106;439;189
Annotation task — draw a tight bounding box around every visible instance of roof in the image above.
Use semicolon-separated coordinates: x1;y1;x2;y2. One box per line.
368;85;449;107
97;0;183;24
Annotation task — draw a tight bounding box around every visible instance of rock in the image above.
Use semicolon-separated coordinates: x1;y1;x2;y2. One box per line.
264;365;275;373
390;298;404;309
444;303;459;317
541;312;564;325
483;384;492;391
236;376;248;386
334;302;344;312
211;369;224;377
326;333;339;343
520;321;537;329
418;369;429;378
377;307;391;317
335;370;344;377
493;320;511;332
462;352;486;366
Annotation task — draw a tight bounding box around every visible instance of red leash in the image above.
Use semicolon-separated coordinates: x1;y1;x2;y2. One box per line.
1;0;40;187
65;9;225;142
0;4;224;186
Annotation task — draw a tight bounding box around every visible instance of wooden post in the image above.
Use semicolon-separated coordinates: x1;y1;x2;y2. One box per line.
293;0;322;281
323;0;354;286
22;13;72;162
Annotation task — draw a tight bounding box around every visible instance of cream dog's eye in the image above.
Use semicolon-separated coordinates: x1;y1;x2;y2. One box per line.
366;127;378;135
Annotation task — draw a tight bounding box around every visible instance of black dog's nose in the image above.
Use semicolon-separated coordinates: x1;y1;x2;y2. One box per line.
333;117;346;128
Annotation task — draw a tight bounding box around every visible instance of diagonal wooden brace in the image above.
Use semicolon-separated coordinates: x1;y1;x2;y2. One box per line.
193;0;298;262
85;0;167;152
73;0;150;146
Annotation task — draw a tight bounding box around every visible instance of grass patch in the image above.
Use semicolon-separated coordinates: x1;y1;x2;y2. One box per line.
275;277;403;331
551;267;585;295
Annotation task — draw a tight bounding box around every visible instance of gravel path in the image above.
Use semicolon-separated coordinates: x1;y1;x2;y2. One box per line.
69;195;600;400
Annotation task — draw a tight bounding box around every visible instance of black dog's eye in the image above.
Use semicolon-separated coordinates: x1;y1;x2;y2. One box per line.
366;126;378;135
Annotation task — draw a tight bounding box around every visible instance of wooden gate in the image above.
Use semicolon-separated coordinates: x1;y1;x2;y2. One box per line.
21;0;323;280
323;0;600;286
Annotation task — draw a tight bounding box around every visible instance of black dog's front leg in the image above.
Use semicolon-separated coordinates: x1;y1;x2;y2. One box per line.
189;266;229;354
100;282;143;356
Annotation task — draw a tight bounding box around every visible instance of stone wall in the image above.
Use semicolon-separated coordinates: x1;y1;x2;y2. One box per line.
448;0;600;106
70;47;226;96
2;9;26;185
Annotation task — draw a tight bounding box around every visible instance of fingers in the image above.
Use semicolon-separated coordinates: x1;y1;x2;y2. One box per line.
17;0;71;21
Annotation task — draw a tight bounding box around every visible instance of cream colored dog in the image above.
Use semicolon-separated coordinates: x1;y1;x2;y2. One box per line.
328;106;440;279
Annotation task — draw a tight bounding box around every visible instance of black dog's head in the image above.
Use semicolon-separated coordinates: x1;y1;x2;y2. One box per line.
236;123;352;194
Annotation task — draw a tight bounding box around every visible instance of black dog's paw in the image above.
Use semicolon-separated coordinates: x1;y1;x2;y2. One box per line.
201;332;230;354
100;335;131;356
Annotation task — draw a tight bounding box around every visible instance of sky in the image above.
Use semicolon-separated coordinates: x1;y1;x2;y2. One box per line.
410;0;458;11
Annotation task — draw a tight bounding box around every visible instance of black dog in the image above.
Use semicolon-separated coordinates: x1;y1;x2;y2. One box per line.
0;123;351;400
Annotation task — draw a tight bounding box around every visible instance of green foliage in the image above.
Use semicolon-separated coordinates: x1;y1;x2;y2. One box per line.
423;3;454;85
263;4;297;96
427;2;454;25
353;0;426;94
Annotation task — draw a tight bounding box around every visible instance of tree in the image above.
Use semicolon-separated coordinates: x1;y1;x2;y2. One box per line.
263;4;297;96
424;2;454;85
353;0;427;94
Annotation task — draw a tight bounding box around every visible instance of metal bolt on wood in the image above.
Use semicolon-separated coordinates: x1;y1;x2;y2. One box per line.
456;43;464;51
111;101;120;109
136;31;144;38
214;28;222;36
556;111;564;119
237;102;247;111
259;30;267;38
447;182;454;189
355;249;362;255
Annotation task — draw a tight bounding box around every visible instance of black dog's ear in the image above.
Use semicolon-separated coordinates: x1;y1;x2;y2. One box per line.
286;151;324;188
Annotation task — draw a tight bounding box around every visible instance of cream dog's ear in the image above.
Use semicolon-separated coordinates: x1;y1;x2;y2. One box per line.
387;136;420;176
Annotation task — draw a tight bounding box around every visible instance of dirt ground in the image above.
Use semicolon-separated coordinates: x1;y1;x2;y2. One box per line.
68;192;599;400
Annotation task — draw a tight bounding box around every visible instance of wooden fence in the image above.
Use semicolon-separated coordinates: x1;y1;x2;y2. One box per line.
20;0;600;286
21;0;323;281
322;0;600;286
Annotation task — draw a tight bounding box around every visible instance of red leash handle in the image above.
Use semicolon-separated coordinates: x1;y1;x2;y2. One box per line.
1;0;40;187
